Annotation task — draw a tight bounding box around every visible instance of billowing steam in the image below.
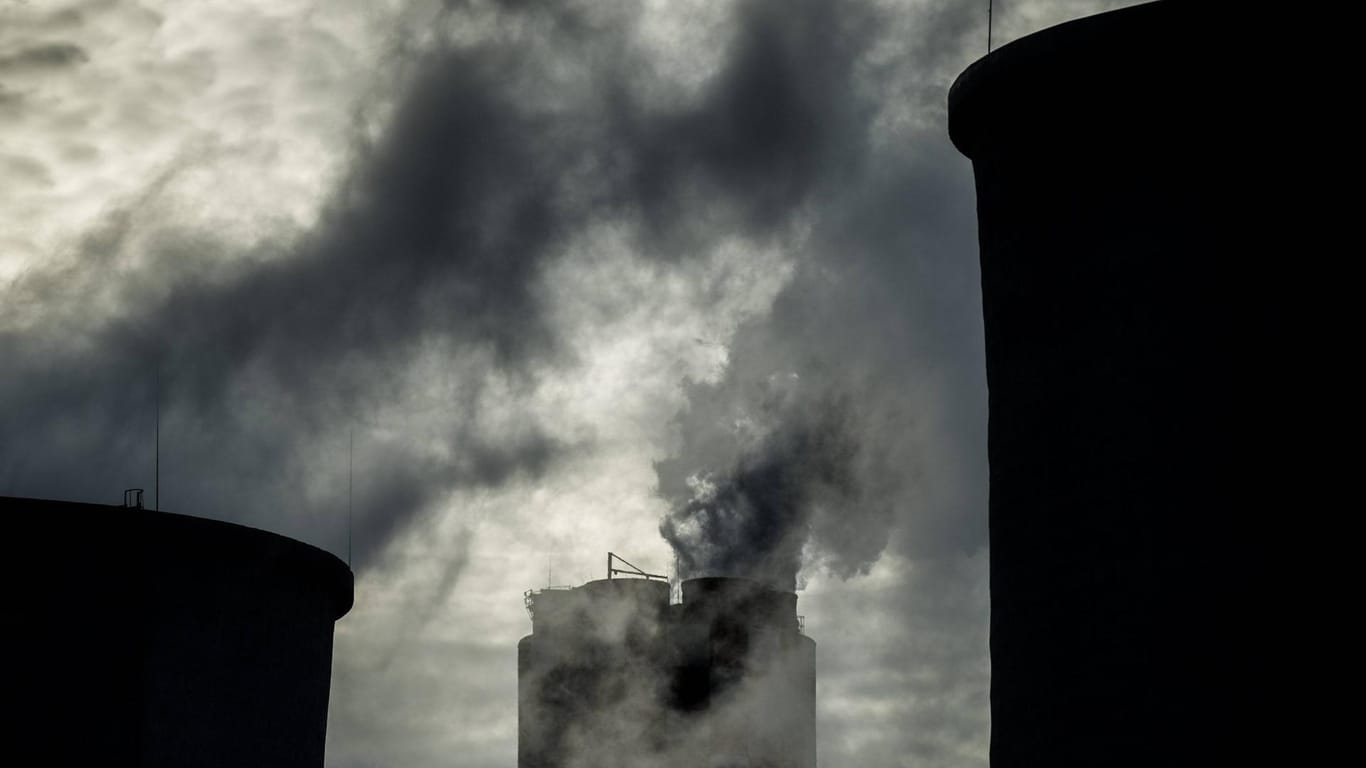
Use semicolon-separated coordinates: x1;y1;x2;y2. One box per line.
657;377;861;591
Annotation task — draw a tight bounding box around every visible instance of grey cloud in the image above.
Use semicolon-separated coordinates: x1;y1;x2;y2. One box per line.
1;152;51;184
808;556;990;767
1;0;896;574
328;635;515;768
2;0;105;35
0;42;88;72
607;0;871;241
653;0;987;583
0;45;579;568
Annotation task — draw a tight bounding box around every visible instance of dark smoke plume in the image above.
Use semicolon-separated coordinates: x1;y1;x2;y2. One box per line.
658;386;861;591
650;0;988;624
0;0;863;571
0;46;574;569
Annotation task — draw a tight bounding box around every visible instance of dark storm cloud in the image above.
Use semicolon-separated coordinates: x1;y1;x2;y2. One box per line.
653;0;987;582
609;0;869;241
1;0;884;574
658;390;859;590
0;42;89;72
0;46;575;568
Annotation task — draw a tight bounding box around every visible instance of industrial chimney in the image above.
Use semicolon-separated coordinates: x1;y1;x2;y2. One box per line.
949;2;1246;765
519;559;815;768
2;496;353;767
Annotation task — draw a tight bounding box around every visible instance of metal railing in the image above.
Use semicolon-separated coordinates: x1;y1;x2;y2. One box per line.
523;585;572;620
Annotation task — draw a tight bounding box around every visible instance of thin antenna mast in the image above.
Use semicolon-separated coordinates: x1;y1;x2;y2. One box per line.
988;0;995;53
348;428;353;568
154;369;160;511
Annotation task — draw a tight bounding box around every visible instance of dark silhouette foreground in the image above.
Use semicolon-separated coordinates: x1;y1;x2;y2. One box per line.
2;496;352;767
950;1;1266;764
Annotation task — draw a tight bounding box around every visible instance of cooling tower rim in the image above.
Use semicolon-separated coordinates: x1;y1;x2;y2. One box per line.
681;575;794;598
0;495;354;620
579;576;671;594
682;575;766;588
948;0;1212;159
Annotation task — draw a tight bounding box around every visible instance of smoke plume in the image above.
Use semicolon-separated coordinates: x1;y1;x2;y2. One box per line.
0;0;864;571
658;382;863;591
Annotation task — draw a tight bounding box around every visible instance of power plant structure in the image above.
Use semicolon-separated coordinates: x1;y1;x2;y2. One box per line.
2;494;353;767
950;1;1243;765
518;554;816;768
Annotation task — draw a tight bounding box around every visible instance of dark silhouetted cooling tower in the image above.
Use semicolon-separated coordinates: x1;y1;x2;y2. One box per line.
949;2;1254;765
519;576;815;768
2;496;353;767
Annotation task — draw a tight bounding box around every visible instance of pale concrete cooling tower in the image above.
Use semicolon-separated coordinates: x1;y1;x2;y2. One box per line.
519;573;815;768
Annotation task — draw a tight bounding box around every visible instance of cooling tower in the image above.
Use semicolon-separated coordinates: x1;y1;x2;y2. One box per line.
2;496;353;767
518;575;815;768
668;577;815;768
949;2;1242;765
518;577;672;768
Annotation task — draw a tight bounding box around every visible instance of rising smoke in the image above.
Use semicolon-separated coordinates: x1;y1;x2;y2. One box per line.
0;0;864;571
657;380;863;591
648;0;992;597
0;0;1018;763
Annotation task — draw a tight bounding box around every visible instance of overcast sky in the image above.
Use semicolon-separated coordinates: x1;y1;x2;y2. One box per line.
1;1;1143;765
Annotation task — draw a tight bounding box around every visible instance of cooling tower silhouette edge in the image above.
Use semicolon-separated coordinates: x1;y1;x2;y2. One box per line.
2;495;352;767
